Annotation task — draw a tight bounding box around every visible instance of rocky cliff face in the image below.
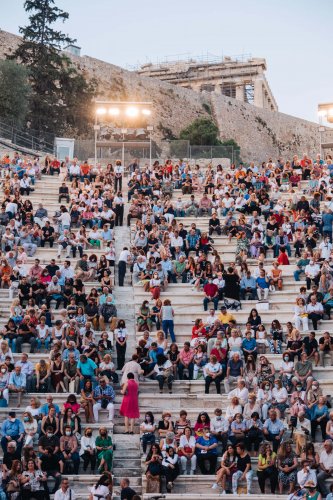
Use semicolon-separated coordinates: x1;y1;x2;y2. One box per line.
210;93;320;161
0;29;320;161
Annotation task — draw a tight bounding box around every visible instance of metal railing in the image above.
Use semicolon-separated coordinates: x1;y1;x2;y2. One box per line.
0;119;55;154
168;140;241;164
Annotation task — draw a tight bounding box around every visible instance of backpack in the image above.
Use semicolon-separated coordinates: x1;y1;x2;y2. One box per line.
223;298;242;311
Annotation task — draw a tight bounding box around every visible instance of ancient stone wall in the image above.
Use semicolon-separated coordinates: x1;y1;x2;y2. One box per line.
0;29;320;162
210;93;319;162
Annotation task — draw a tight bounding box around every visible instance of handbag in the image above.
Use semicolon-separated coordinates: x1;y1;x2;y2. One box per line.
178;445;192;457
7;481;20;493
69;380;76;393
101;398;109;409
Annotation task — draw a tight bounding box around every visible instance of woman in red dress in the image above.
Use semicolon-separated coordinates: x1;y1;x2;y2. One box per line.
120;372;140;434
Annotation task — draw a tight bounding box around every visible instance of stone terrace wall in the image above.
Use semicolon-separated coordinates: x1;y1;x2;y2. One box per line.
211;93;320;162
0;29;320;162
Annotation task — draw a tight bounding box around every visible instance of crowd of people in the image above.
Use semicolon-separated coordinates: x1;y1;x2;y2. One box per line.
127;154;333;498
0;153;138;499
1;151;333;498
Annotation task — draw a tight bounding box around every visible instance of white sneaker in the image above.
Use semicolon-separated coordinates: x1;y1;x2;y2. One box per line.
211;483;218;489
220;491;226;496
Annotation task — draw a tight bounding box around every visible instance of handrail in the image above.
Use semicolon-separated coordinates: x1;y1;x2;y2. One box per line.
0;119;55;154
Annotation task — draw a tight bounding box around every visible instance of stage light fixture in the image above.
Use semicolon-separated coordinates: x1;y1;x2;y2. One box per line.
109;107;120;116
126;106;139;117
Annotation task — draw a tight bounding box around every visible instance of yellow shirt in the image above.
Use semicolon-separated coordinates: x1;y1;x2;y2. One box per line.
218;312;235;323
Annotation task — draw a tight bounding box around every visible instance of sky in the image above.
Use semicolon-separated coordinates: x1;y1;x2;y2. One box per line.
1;0;333;123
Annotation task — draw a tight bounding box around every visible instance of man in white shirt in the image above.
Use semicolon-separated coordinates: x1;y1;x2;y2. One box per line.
69;163;80;181
114;160;124;191
319;237;333;260
54;477;76;500
59;261;75;280
317;440;333;496
205;309;217;327
100;205;115;226
19;175;31;195
304;260;321;290
5;199;18;218
297;460;317;488
306;296;324;330
210;407;229;453
228;379;249;406
213;272;225;300
118;247;131;287
170;231;184;255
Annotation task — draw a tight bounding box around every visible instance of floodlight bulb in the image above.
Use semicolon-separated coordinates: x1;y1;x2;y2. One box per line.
126;107;139;117
142;109;152;116
109;107;120;116
96;107;107;115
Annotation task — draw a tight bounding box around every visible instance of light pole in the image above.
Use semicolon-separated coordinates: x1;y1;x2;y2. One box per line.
318;103;333;159
147;125;154;168
94;107;106;166
121;128;127;168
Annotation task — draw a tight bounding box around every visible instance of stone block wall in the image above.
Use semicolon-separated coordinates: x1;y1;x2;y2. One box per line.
0;30;320;162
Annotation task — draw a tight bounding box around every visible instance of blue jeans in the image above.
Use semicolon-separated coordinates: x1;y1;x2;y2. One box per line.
141;433;156;453
162;320;175;342
203;296;219;311
36;336;51;351
232;470;254;494
8;338;16;353
294;269;303;281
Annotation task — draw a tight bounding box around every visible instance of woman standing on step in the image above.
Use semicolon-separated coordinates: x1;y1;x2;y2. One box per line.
120;372;140;434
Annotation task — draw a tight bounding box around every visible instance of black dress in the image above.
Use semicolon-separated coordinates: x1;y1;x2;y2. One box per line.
223;274;240;300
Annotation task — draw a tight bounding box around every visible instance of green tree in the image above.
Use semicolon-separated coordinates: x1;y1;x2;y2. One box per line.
10;0;95;136
0;60;31;127
179;118;221;145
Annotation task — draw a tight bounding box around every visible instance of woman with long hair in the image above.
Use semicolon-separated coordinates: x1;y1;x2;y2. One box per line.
211;444;237;493
257;442;278;494
89;473;112;500
277;441;298;494
80;379;95;423
145;443;163;493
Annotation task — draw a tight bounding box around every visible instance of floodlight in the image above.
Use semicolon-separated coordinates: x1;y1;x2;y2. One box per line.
142;109;152;116
126;106;139;117
109;107;120;116
96;107;107;115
